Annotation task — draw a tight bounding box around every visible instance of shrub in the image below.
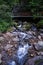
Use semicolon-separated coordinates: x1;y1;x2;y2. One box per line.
37;20;43;28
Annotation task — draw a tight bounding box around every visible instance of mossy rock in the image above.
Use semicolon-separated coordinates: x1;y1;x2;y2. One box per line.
7;27;15;32
23;23;31;31
10;21;18;26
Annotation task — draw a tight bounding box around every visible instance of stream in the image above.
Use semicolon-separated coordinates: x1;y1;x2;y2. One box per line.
0;23;43;65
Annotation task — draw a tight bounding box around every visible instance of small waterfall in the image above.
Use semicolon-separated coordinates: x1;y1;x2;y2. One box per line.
17;44;29;58
17;44;32;65
11;30;33;65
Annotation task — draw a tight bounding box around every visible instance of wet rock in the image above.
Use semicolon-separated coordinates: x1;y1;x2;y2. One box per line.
19;32;27;39
4;44;13;51
19;32;33;41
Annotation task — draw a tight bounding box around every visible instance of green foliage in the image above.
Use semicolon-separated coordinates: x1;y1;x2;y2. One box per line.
0;0;43;32
0;19;18;32
37;20;43;28
0;19;10;32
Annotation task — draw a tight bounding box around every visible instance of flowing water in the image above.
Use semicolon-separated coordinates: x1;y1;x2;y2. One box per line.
6;30;32;65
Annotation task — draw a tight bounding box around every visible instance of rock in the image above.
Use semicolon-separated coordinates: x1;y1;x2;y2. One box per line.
27;31;32;35
31;25;37;31
0;37;4;41
38;41;43;46
40;52;43;56
32;32;37;36
37;52;43;56
38;35;41;40
40;33;43;36
12;36;19;42
34;41;43;50
40;29;43;33
0;54;2;64
40;33;43;39
6;32;14;37
4;44;13;51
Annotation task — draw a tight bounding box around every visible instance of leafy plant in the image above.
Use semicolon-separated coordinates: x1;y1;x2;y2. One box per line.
37;20;43;28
